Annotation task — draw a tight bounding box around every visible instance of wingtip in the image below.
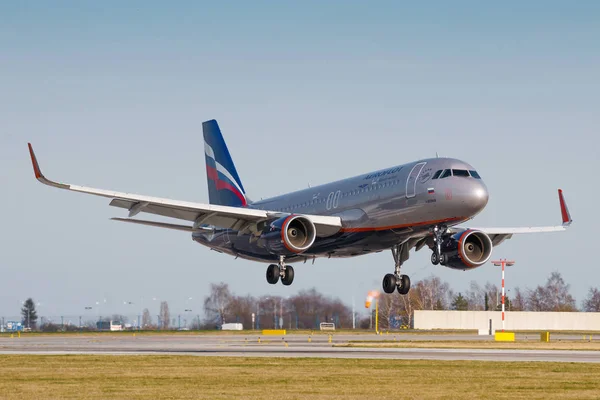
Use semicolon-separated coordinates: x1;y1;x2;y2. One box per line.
558;189;572;226
27;143;43;180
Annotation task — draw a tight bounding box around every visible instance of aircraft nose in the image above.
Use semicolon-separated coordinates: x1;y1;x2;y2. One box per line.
467;180;489;215
450;179;489;217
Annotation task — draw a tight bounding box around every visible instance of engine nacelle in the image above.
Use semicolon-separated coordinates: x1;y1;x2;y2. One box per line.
260;215;317;255
440;229;493;270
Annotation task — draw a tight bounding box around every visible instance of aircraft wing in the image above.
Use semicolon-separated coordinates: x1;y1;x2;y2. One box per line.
451;189;572;246
27;144;342;237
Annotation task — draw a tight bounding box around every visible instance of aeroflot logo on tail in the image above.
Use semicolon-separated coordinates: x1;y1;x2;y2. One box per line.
364;167;401;180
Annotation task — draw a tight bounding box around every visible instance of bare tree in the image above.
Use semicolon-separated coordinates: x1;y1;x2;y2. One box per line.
286;288;352;329
378;294;397;330
511;287;526;311
411;275;451;311
159;301;170;329
583;288;600;312
545;272;577;311
466;281;485;311
227;295;256;329
483;282;500;310
111;314;128;324
393;275;452;328
204;282;233;325
527;271;577;311
142;308;152;328
397;289;419;327
526;286;547;311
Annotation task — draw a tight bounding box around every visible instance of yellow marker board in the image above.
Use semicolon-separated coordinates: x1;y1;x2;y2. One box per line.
262;329;286;335
495;332;515;342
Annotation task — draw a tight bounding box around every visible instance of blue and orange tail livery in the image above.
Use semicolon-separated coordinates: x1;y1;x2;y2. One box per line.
203;120;248;207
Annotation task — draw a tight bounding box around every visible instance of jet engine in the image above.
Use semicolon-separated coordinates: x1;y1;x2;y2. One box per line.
439;229;493;270
260;215;317;255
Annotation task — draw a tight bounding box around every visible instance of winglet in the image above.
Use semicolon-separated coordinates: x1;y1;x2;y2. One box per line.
27;143;70;189
28;143;43;180
558;189;572;226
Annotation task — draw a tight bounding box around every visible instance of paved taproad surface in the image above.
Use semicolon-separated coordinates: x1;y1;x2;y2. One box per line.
0;333;598;363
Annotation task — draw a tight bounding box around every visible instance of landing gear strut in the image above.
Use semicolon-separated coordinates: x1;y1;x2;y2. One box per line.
430;225;447;266
382;244;411;295
266;256;295;286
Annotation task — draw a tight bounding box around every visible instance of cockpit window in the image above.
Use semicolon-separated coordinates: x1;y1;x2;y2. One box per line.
452;169;470;177
440;169;452;179
469;170;481;179
431;170;442;180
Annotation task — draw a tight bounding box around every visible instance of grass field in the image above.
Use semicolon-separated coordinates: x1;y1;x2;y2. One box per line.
1;355;600;400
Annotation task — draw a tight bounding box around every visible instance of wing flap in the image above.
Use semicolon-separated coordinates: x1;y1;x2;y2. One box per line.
111;218;198;232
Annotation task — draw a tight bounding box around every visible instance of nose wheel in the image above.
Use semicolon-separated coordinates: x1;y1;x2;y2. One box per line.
382;243;411;295
266;256;295;286
430;225;448;266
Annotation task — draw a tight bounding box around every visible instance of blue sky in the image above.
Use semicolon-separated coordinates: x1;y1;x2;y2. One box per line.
1;1;598;317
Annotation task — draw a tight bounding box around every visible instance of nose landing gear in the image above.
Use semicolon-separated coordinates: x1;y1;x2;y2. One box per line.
382;243;411;295
430;225;448;266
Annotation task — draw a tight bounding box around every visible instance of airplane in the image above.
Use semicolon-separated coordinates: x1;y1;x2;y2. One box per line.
27;119;572;295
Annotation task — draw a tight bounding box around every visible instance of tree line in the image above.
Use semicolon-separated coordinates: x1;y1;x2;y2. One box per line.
201;283;354;330
11;271;600;332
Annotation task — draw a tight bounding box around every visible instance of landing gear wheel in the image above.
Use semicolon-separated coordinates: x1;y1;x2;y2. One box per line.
266;264;280;284
431;252;440;265
281;265;295;286
397;275;411;295
440;253;448;266
382;273;397;294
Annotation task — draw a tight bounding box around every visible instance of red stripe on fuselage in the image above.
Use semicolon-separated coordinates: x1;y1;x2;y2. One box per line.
339;217;465;233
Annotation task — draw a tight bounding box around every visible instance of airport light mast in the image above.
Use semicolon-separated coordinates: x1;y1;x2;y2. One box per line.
365;291;380;334
491;259;515;332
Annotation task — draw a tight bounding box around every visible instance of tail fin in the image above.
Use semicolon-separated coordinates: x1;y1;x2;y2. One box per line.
203;119;248;207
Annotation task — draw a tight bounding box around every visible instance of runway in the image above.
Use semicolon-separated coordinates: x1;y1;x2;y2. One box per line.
1;333;599;363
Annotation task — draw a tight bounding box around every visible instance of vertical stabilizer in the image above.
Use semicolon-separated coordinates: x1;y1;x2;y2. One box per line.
203;120;248;207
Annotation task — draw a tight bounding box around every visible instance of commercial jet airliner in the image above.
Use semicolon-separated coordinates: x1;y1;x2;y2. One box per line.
28;120;572;295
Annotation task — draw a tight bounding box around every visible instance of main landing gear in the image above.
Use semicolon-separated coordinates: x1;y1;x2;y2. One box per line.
382;243;411;295
429;225;448;266
266;256;295;286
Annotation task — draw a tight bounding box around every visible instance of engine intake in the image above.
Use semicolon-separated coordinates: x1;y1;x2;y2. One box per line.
260;215;317;255
440;229;493;270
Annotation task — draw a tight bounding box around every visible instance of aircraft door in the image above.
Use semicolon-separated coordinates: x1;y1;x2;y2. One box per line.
405;162;426;198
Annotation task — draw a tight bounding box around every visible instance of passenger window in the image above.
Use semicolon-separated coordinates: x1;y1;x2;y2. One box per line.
453;169;469;177
432;170;442;180
469;170;482;179
440;169;451;179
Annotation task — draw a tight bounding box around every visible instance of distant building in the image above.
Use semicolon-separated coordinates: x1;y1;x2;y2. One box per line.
96;320;123;331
